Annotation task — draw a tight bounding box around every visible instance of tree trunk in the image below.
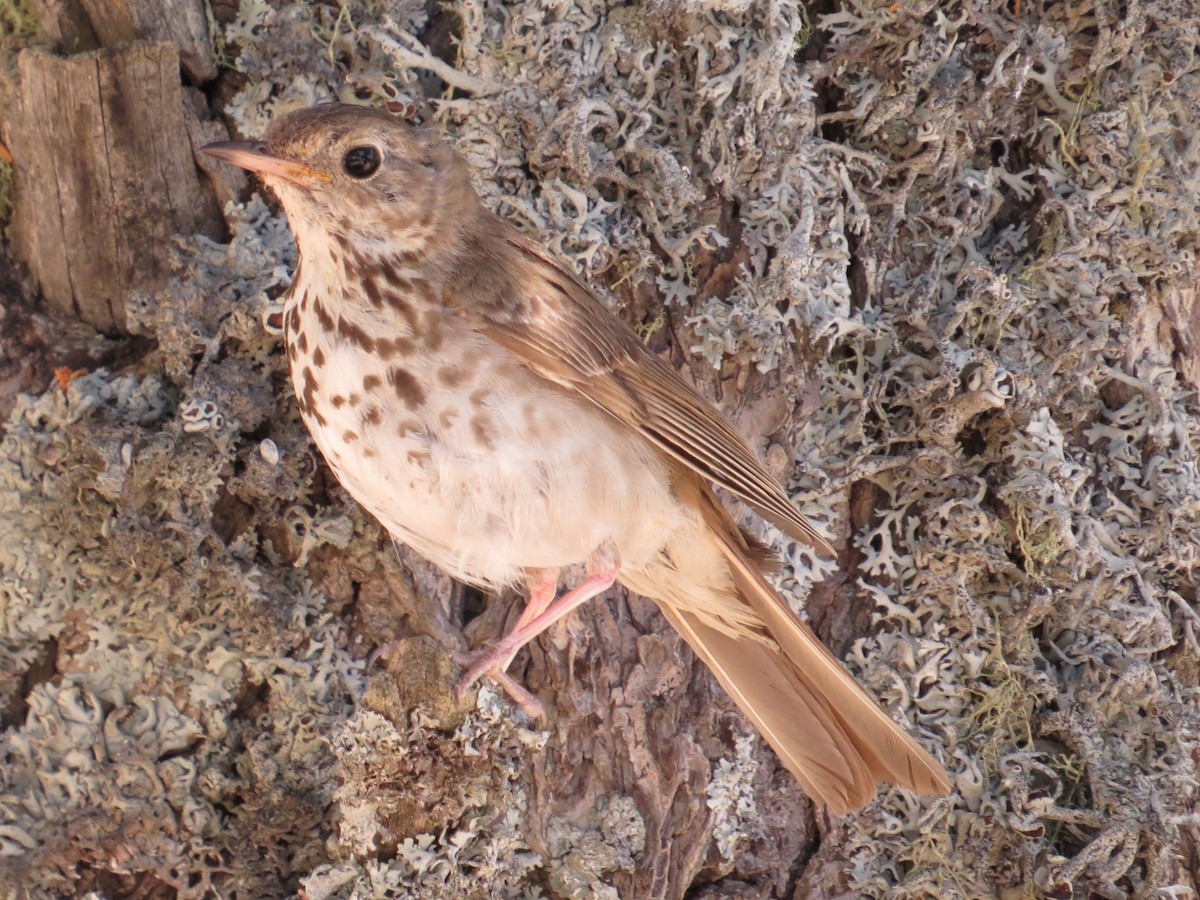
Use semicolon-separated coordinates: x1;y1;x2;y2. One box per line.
0;0;1196;897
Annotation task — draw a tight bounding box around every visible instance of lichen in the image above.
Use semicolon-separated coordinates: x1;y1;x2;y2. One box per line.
0;0;36;39
706;732;764;861
4;0;1200;895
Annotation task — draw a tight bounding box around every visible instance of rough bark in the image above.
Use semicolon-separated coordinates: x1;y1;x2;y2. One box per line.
5;43;223;334
1;0;1199;898
26;0;216;78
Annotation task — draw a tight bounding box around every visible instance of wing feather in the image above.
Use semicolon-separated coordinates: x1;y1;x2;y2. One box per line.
453;219;835;555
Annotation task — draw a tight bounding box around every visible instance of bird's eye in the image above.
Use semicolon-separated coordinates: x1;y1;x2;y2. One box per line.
343;145;381;178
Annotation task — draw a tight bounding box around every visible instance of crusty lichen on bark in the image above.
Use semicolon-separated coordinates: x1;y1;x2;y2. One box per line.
2;0;1200;896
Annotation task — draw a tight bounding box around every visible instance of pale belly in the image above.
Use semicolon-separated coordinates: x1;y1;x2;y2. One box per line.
292;320;682;588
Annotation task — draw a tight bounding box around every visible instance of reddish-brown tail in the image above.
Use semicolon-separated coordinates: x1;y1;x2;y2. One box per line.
654;484;950;813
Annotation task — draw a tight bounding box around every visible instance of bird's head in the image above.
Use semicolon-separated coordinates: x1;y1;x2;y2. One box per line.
202;103;479;259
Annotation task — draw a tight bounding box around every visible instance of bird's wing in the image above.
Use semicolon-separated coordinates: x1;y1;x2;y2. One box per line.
448;215;833;555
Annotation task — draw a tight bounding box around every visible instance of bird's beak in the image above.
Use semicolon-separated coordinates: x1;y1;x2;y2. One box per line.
201;140;330;184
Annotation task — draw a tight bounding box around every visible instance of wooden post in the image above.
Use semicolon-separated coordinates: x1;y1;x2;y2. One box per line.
6;43;225;334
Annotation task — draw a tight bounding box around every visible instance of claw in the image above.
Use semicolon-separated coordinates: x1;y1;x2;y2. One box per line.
453;653;546;718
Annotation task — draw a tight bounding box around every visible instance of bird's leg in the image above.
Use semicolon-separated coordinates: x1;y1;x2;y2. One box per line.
455;547;620;714
465;568;558;718
499;567;559;671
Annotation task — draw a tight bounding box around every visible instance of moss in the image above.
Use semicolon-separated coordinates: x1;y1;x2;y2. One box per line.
960;626;1038;774
1010;505;1066;579
0;0;36;39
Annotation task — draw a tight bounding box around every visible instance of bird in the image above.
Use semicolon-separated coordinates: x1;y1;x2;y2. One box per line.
202;102;950;813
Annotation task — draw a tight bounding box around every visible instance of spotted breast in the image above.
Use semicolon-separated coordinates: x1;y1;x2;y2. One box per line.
283;242;683;590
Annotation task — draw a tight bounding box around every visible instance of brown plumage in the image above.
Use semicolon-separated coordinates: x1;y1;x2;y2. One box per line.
202;103;949;812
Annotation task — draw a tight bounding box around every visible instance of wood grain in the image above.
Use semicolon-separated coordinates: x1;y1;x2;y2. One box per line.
27;0;216;80
7;43;223;334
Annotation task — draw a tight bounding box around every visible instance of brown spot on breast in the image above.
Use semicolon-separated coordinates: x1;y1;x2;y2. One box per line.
314;299;336;332
348;393;362;406
377;336;416;359
396;419;420;437
362;273;384;308
469;387;488;407
381;267;412;291
471;414;496;450
406;449;431;465
296;331;309;352
364;448;376;457
384;246;422;268
439;408;459;428
299;290;311;311
364;406;382;425
388;367;427;410
301;367;318;413
288;343;298;362
384;289;419;329
285;307;299;333
363;374;382;390
337;316;376;352
331;394;346;408
438;365;467;387
343;429;358;443
313;346;326;367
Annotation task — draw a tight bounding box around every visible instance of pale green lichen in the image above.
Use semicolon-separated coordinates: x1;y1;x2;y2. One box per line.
4;0;1200;895
706;732;764;861
0;0;36;39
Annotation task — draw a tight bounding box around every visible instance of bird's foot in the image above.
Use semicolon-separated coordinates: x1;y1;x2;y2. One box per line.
453;559;619;719
453;650;546;718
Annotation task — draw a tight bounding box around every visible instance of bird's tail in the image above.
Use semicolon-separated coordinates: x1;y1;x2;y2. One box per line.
639;479;950;813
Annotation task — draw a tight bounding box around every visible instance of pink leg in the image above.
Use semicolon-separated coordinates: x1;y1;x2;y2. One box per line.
452;568;559;718
369;571;556;672
499;568;558;670
455;560;619;714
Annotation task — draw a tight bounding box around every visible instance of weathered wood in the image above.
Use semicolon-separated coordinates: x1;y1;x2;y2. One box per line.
27;0;215;80
76;0;217;82
7;43;224;334
184;88;248;213
25;0;101;55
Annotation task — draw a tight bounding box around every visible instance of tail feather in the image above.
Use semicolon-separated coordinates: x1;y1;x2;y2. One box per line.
716;528;950;801
651;477;951;812
657;605;875;810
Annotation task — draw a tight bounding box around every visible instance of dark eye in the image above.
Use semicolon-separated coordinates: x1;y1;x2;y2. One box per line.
343;145;381;178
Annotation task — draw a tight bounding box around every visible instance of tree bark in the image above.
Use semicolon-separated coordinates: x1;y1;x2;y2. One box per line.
5;43;224;334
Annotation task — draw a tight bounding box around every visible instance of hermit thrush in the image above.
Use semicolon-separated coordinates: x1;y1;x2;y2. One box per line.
202;103;949;812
